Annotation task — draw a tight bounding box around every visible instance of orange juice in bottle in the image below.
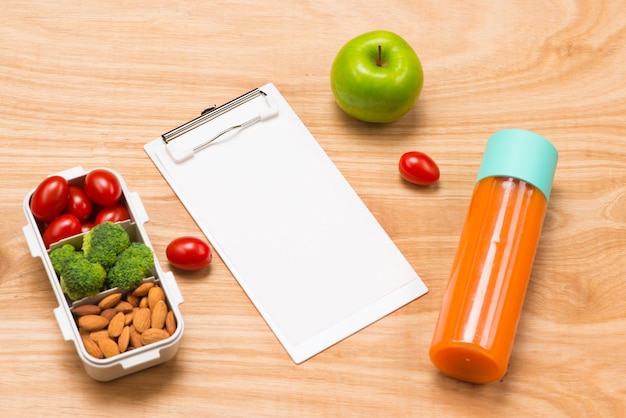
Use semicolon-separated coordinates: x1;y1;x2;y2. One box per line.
429;129;558;384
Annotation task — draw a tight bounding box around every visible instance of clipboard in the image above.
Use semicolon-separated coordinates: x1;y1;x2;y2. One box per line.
144;83;427;363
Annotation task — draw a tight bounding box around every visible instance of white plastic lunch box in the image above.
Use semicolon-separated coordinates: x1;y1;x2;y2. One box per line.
22;166;184;381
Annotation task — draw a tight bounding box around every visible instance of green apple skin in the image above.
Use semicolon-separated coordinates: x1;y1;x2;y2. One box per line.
331;30;424;123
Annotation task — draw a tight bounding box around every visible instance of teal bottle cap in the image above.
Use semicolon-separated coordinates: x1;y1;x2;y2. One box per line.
476;129;558;200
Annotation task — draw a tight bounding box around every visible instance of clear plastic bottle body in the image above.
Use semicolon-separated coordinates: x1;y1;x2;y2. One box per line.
429;175;548;384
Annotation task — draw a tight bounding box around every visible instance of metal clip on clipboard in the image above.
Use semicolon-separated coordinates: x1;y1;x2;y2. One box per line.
162;88;279;163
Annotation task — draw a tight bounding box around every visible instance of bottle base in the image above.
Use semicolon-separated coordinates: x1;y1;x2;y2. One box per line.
429;343;507;384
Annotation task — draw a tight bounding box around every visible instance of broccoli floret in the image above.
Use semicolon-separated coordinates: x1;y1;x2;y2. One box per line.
82;222;131;270
106;242;155;290
50;244;106;301
49;244;81;275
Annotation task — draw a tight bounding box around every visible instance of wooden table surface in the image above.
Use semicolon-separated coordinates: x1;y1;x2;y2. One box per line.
2;1;625;416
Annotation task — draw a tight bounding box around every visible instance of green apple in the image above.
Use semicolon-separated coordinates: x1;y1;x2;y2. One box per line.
330;30;424;123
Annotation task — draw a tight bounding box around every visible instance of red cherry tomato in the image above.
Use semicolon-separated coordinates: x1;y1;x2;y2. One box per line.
66;186;93;222
30;175;70;222
84;169;122;207
81;222;95;233
398;151;440;186
95;204;130;224
166;236;212;271
43;214;82;248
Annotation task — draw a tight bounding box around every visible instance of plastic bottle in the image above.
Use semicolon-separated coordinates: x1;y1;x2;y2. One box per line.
429;129;558;384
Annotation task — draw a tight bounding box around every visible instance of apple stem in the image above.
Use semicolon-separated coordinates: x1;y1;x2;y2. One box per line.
377;44;383;67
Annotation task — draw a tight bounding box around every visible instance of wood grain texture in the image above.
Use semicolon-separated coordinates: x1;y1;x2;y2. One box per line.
2;1;626;416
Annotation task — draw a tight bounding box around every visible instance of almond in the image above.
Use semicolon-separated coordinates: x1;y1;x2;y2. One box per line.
141;328;170;345
151;300;168;329
108;312;125;338
100;308;118;322
126;293;140;307
129;325;143;348
139;296;149;309
78;315;109;332
98;293;122;310
165;310;176;336
72;304;101;317
98;337;120;358
81;334;104;359
148;286;165;310
133;307;151;333
124;307;138;326
132;282;154;297
89;329;111;342
114;301;134;313
118;326;130;352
